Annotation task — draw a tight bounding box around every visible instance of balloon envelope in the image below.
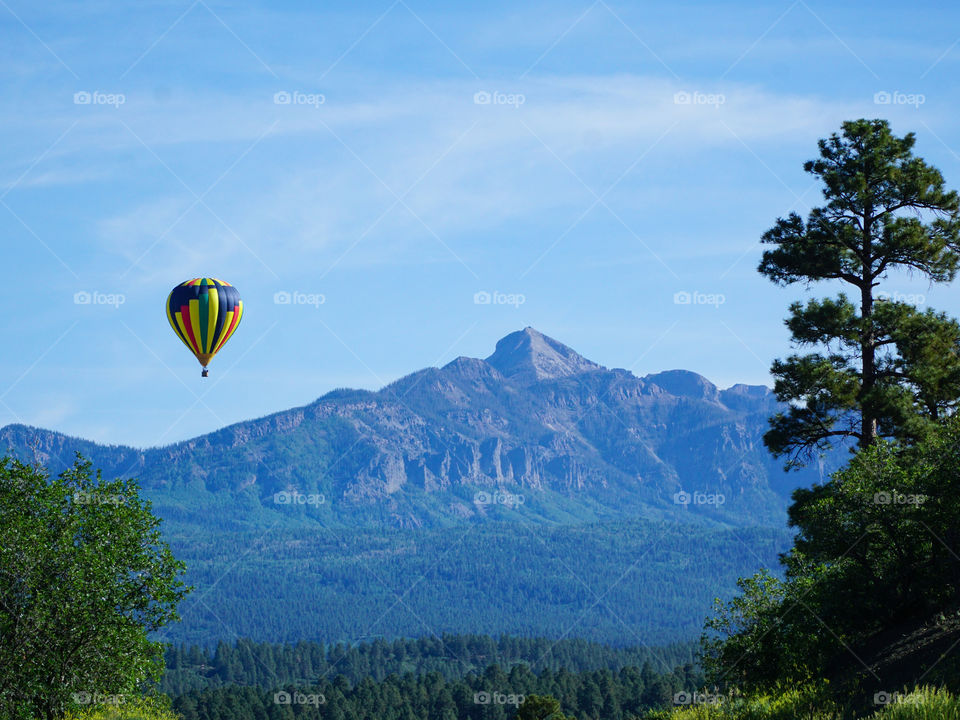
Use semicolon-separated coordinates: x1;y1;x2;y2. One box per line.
166;278;243;370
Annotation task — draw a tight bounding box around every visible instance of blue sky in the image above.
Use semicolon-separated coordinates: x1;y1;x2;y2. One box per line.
3;0;960;447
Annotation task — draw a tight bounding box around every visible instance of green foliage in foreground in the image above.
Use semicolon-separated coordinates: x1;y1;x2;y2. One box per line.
873;687;960;720
702;417;960;701
0;457;190;720
646;685;960;720
65;695;181;720
516;694;574;720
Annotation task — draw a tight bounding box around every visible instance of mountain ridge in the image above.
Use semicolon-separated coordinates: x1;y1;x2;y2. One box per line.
0;328;834;529
0;327;768;452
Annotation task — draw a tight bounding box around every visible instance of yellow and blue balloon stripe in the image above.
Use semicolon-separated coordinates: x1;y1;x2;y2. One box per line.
166;278;243;370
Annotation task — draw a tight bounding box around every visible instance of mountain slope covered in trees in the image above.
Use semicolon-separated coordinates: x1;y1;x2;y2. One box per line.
1;329;834;647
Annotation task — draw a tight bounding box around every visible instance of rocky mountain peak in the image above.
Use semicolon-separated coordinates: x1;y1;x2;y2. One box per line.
644;369;720;402
485;327;602;384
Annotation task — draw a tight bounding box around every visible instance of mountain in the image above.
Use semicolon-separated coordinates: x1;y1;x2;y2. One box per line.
1;327;834;529
0;328;841;646
485;327;602;383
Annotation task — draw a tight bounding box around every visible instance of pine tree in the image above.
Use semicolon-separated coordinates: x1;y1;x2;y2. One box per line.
759;118;960;466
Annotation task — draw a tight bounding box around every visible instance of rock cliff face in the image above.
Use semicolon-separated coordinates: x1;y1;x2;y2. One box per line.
0;328;836;527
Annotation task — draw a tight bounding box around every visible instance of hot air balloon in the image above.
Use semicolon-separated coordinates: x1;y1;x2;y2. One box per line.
166;278;243;377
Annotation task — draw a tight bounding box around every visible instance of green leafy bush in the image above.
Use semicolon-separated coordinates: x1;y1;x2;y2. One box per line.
644;685;959;720
64;695;181;720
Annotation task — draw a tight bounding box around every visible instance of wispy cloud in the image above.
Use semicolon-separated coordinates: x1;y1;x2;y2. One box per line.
63;74;869;284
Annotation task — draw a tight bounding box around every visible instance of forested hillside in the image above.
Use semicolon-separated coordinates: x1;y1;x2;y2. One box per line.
170;659;699;720
160;635;698;696
158;520;792;646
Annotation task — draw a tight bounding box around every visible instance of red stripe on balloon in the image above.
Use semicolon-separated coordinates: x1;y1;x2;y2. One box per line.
218;307;241;350
180;306;200;354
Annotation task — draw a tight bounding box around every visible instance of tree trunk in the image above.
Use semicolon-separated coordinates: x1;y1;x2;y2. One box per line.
861;212;878;447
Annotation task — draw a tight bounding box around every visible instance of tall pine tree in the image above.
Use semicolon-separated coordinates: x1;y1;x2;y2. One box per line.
759;118;960;467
